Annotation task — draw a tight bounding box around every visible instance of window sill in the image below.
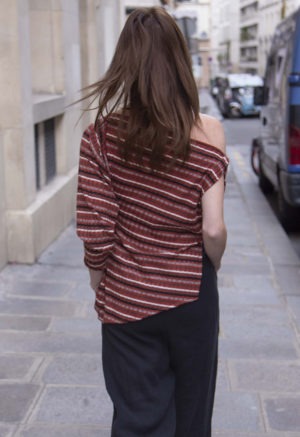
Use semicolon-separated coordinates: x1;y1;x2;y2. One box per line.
33;93;65;124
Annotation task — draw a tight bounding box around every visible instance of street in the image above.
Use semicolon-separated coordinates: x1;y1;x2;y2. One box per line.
223;116;300;258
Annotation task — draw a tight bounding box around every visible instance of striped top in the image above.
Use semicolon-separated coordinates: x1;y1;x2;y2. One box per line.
76;115;229;324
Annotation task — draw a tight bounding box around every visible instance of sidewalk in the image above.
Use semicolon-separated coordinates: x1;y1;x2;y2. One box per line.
0;90;300;437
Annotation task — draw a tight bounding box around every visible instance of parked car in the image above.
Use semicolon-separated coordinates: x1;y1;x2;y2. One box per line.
217;74;263;118
251;8;300;230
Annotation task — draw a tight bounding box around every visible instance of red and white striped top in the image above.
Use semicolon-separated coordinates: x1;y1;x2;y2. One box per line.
76;115;229;324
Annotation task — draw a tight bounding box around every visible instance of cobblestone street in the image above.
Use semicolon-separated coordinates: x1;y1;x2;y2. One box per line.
0;90;300;437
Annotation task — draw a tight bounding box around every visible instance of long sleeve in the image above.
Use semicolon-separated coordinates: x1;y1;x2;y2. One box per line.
76;123;119;270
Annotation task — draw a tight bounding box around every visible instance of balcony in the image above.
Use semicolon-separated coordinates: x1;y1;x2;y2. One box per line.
239;59;259;72
240;55;258;63
240;39;259;49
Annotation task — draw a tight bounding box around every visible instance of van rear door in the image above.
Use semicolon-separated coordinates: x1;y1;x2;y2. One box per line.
260;51;284;187
260;16;295;187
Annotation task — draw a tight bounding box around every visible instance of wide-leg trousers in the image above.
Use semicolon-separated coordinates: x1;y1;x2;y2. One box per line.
102;254;219;437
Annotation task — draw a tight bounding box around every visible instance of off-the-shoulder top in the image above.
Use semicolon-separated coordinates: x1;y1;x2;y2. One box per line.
76;114;229;324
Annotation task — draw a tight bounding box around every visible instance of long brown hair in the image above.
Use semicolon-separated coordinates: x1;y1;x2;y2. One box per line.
82;7;200;167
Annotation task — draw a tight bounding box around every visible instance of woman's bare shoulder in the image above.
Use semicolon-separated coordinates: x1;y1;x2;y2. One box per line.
191;113;226;153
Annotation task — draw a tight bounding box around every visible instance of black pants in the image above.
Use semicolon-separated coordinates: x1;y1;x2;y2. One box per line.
102;255;219;437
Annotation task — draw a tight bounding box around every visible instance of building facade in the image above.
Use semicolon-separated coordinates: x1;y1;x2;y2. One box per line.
210;0;300;78
239;0;260;73
210;0;240;76
258;0;300;76
0;0;159;269
170;0;212;86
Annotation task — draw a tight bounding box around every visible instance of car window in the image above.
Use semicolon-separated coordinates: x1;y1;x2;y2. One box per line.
265;53;277;102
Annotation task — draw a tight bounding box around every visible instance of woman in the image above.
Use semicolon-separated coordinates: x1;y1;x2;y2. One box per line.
77;7;228;437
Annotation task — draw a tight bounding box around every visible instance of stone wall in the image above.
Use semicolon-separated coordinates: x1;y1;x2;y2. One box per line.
0;0;83;267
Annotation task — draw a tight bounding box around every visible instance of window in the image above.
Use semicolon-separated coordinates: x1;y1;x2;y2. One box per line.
265;53;277;102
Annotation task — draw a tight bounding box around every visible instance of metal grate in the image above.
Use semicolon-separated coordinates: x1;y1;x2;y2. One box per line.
34;124;40;190
44;118;56;183
34;117;57;190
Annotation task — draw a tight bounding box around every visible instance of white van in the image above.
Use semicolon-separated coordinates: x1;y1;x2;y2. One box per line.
252;9;300;230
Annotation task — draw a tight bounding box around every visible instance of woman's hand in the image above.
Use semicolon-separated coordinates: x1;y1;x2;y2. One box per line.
88;269;104;291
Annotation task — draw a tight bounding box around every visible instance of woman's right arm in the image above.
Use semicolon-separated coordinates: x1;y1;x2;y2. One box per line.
202;177;227;271
200;116;227;271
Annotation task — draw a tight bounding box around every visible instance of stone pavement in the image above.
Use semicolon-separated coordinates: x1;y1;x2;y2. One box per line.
1;90;300;437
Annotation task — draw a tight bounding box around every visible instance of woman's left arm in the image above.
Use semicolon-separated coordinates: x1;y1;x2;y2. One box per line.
76;124;119;289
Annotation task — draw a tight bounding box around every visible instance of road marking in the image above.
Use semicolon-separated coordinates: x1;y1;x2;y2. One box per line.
231;150;253;181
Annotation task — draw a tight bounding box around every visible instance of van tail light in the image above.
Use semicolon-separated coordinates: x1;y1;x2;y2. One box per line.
289;124;300;165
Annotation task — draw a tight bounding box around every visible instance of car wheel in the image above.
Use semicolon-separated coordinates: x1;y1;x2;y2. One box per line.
278;186;300;232
251;139;260;176
258;161;273;194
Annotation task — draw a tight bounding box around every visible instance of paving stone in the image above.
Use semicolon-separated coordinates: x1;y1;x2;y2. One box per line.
38;225;84;268
220;307;295;345
216;360;230;392
226;233;259;247
224;196;247;209
5;280;72;298
41;355;103;385
219;286;281;307
0;332;101;354
221;315;295;343
220;263;271;275
0;384;39;422
33;386;112;425
260;231;300;266
0;298;79;317
219;338;298;360
264;396;300;431
213;433;285;437
233;274;275;291
67;282;94;302
274;265;300;296
0;355;39;380
218;274;234;288
18;425;111;437
49;316;100;333
212;391;263;433
268;245;300;267
225;219;253;231
83;306;101;321
229;360;300;392
222;249;268;267
0;264;88;284
220;305;291;328
0;424;15;437
50;311;101;335
0;315;51;331
287;296;300;334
